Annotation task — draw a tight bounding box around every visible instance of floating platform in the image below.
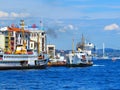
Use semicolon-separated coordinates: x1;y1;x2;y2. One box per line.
48;61;66;67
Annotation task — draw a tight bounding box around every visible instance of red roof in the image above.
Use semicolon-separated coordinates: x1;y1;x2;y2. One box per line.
7;27;30;33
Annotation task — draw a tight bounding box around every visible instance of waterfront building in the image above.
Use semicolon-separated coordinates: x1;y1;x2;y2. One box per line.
0;26;30;53
0;21;47;54
47;44;55;58
27;24;47;54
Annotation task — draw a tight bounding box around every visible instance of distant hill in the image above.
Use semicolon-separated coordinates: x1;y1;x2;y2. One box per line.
95;48;120;57
56;48;120;57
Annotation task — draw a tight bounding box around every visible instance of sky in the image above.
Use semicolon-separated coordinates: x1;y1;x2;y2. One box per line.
0;0;120;50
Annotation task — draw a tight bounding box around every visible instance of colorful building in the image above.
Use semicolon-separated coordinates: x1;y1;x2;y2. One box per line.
0;26;30;53
0;20;47;54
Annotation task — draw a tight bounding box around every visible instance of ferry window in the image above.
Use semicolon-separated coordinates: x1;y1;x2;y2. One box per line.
31;43;33;48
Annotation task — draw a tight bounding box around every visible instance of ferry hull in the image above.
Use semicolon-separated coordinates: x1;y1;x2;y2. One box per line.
48;63;66;67
0;65;47;70
66;63;93;67
0;59;49;70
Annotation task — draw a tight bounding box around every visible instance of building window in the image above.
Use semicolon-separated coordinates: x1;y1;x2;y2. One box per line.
26;35;27;38
42;32;44;36
20;40;21;44
20;34;21;37
32;33;34;37
34;33;36;37
31;43;33;48
11;37;14;40
31;33;32;37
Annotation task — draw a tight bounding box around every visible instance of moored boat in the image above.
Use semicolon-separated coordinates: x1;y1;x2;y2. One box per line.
0;20;49;70
48;53;66;67
66;35;94;67
0;48;49;70
66;50;93;67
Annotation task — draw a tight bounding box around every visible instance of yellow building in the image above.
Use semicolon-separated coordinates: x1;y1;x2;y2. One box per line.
0;26;30;52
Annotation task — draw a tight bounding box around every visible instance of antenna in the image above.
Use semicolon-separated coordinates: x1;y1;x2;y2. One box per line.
81;34;85;50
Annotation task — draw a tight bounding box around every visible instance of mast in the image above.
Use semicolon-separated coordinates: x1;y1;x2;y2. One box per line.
37;33;40;55
37;21;42;55
20;20;26;49
81;34;85;50
72;38;74;53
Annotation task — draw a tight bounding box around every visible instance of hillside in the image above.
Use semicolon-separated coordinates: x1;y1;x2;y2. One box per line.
96;48;120;57
56;48;120;58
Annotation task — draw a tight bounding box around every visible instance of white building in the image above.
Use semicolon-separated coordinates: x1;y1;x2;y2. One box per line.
47;44;55;58
27;27;47;53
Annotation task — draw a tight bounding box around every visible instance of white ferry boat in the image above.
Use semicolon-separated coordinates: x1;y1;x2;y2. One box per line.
66;35;94;67
66;50;93;67
0;20;49;70
0;48;49;70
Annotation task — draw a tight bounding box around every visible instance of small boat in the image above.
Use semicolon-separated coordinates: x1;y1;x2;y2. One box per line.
66;50;93;67
48;53;66;67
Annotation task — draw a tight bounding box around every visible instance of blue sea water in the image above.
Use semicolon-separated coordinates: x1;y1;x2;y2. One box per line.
0;59;120;90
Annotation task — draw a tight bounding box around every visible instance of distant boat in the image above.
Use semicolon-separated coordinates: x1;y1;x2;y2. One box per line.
48;53;66;67
112;57;116;61
66;50;93;67
66;35;93;67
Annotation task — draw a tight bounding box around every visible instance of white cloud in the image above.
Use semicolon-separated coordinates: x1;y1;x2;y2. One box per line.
59;24;78;32
104;23;119;30
0;11;30;18
0;11;9;17
67;24;74;30
10;12;30;17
